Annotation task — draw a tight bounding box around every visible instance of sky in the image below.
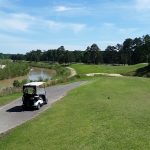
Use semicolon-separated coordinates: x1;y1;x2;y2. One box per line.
0;0;150;54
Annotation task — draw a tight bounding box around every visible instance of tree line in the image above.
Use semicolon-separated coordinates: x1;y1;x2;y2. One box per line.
2;34;150;65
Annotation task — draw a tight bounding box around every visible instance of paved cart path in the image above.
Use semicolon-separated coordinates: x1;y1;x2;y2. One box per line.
0;81;86;135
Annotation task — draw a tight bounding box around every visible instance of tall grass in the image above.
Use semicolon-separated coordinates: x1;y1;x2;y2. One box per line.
0;62;29;80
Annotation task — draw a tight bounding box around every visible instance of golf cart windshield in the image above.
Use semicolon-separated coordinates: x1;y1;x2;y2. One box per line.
23;86;36;95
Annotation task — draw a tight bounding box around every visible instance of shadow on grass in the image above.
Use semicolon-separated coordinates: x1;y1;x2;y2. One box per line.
134;65;150;77
6;106;35;112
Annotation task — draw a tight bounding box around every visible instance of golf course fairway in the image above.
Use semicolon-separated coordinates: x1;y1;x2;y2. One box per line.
1;76;150;149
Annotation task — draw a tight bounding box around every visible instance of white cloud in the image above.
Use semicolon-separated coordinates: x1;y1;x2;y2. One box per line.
69;23;86;33
135;0;150;10
46;20;86;33
53;5;85;13
0;12;35;31
0;10;86;33
54;5;72;12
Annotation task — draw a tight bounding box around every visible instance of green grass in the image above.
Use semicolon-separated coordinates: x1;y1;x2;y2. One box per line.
1;76;150;149
71;63;147;76
0;93;21;106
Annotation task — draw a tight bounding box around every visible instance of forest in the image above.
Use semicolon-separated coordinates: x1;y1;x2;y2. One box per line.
1;34;150;65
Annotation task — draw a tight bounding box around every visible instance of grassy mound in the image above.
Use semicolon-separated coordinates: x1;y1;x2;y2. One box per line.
1;76;150;149
134;65;150;77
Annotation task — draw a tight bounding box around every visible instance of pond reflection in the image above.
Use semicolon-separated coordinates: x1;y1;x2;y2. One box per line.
28;68;52;81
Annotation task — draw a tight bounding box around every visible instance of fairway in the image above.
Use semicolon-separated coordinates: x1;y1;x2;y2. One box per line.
71;63;147;76
1;76;150;149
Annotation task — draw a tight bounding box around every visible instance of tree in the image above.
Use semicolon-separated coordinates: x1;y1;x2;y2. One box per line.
143;35;150;63
120;38;133;65
26;50;42;62
83;44;102;64
83;46;91;63
57;46;66;64
104;46;119;64
132;37;144;64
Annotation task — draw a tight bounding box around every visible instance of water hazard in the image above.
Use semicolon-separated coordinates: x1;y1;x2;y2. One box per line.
28;68;54;81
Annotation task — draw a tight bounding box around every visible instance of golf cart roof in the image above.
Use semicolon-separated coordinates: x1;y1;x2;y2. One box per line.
24;82;45;87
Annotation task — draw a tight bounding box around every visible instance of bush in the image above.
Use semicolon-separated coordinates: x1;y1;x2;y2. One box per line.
13;79;28;88
13;80;21;87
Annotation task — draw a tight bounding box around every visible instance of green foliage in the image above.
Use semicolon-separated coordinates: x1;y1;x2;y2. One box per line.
1;34;150;66
13;80;20;87
0;59;12;65
83;44;102;64
0;62;29;80
13;79;27;87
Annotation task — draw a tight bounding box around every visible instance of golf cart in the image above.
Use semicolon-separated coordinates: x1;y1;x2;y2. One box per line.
22;82;48;110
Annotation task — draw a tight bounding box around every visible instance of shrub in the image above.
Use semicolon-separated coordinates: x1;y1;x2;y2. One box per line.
13;80;21;87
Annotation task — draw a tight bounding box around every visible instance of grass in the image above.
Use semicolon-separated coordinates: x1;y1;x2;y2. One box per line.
71;63;147;76
0;93;21;106
0;75;27;89
1;76;150;149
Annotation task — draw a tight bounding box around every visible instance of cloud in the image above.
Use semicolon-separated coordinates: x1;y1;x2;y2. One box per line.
35;19;87;34
0;10;86;34
54;5;72;12
135;0;150;10
69;23;86;33
53;5;85;13
47;21;86;33
102;22;138;35
0;11;35;31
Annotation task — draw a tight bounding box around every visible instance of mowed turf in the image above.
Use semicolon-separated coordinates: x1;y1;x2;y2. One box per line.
0;93;21;106
1;77;150;149
71;63;147;75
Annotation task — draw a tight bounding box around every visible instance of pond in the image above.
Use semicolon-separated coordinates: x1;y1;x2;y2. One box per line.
28;68;56;81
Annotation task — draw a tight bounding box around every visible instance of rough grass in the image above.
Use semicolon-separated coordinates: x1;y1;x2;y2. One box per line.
0;93;21;106
0;76;27;89
1;77;150;149
71;63;147;76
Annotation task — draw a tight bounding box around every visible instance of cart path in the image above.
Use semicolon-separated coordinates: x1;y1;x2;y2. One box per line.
0;81;86;135
66;67;77;78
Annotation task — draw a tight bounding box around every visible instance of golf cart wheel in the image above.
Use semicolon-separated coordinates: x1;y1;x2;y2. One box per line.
45;99;48;104
37;103;41;110
22;105;26;110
